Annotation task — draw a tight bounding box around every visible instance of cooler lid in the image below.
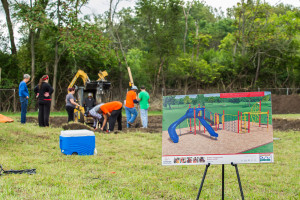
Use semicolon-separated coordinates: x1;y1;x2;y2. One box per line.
60;129;95;137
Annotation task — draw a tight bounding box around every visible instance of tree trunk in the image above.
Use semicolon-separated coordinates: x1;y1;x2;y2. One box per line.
254;51;261;86
115;50;123;95
50;0;60;111
45;62;49;75
184;78;188;95
51;41;59;111
155;57;165;95
196;24;199;59
162;66;166;96
1;0;17;55
30;30;35;90
182;4;191;54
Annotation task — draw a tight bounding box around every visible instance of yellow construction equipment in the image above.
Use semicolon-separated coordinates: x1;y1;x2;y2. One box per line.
68;69;111;123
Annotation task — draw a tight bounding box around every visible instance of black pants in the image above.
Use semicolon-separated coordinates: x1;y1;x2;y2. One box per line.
38;101;51;127
109;108;122;131
66;106;75;122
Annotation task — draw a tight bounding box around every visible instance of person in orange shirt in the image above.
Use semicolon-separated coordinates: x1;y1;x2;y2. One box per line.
98;101;123;132
125;86;139;128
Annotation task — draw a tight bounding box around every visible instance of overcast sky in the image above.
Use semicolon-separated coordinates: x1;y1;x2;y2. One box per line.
1;0;300;46
80;0;300;16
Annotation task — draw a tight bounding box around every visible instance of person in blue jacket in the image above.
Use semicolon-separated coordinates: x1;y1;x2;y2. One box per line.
19;74;31;124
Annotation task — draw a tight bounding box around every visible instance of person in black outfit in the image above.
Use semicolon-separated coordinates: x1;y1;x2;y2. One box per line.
34;75;54;127
83;93;95;113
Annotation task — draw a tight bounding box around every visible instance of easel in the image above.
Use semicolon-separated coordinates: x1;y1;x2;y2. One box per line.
196;162;244;200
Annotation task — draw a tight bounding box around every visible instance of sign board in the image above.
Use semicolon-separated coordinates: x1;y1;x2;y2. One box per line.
162;92;274;165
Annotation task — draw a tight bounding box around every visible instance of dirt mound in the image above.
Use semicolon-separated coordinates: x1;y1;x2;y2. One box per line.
26;116;162;133
26;117;38;123
62;123;94;131
273;118;300;131
272;94;300;114
26;116;67;127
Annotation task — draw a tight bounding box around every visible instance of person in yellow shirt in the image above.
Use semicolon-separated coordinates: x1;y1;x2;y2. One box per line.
125;86;139;128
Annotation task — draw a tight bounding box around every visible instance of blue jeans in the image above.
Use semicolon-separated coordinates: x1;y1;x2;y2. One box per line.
140;109;148;128
20;97;28;124
125;106;137;128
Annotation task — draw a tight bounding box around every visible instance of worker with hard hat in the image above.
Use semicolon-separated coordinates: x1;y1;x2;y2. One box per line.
83;92;95;113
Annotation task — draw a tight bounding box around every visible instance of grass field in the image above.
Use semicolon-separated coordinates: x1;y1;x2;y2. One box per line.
273;114;300;119
0;117;299;199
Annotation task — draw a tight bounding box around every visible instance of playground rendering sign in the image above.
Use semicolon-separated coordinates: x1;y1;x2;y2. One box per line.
162;92;274;165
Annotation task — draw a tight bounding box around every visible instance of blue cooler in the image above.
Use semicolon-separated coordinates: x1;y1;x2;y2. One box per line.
60;130;95;155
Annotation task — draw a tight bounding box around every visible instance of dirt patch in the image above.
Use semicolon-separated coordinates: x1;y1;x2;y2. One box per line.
26;117;38;124
273;118;300;131
272;94;300;114
24;115;300;132
25;116;162;133
26;116;67;127
62;123;94;131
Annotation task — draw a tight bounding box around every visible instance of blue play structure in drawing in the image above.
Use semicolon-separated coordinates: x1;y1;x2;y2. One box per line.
168;108;218;143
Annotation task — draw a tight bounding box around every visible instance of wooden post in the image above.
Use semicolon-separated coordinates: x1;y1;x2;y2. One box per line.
127;67;134;86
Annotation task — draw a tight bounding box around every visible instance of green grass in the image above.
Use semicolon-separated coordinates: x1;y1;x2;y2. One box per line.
273;114;300;119
0;118;299;199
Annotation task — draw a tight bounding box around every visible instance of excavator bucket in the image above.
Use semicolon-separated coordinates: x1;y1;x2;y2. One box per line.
0;114;14;123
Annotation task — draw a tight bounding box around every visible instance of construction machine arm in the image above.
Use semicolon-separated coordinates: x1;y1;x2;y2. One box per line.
97;70;108;81
68;70;90;90
127;67;134;87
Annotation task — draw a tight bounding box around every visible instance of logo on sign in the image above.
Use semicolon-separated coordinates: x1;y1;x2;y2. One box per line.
259;154;271;162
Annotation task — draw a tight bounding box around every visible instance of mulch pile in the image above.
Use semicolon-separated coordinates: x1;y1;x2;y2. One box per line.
272;94;300;114
27;116;162;133
273;118;300;131
62;123;94;131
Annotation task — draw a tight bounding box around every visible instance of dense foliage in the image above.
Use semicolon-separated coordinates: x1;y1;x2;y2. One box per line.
0;0;299;109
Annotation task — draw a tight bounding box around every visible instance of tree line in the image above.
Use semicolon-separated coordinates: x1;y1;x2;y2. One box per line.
0;0;299;110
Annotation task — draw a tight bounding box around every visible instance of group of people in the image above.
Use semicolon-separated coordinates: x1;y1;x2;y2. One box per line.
19;73;150;132
125;85;150;128
65;85;150;132
65;90;123;132
19;74;53;127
